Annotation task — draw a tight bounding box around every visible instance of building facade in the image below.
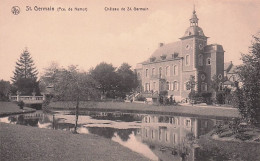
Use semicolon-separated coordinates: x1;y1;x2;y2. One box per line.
136;9;225;101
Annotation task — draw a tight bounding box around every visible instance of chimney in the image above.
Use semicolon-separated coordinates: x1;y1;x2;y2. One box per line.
159;43;164;47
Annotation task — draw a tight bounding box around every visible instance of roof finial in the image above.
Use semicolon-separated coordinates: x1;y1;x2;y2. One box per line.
190;3;199;26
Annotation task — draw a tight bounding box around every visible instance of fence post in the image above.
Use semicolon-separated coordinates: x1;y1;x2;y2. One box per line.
16;91;21;102
32;91;36;100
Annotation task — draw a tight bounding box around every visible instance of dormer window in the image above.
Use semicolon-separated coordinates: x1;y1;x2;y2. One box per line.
150;57;156;62
172;52;179;59
160;55;167;60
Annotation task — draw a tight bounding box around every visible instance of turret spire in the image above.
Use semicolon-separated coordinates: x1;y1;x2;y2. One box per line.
190;5;199;26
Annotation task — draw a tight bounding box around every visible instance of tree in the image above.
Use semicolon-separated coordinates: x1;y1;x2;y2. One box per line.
39;62;60;94
52;65;99;133
116;63;138;98
210;75;221;93
0;80;11;101
209;75;225;104
234;33;260;126
90;62;119;98
12;48;38;81
11;48;40;95
186;75;196;104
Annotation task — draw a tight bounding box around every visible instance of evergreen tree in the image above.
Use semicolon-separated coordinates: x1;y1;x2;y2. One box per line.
12;48;38;82
11;48;40;95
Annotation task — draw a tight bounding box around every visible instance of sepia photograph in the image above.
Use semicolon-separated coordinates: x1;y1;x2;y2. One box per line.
0;0;260;160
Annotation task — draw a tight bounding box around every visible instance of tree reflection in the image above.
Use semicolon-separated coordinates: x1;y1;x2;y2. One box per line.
87;127;115;139
116;129;135;141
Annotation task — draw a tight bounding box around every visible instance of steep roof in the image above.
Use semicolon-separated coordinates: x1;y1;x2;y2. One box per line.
224;61;233;72
141;41;182;64
151;41;181;58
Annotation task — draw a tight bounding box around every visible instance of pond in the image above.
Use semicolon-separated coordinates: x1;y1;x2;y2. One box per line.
0;111;258;161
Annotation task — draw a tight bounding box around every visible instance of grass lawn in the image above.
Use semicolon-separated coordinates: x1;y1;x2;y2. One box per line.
48;101;240;119
0;102;35;116
0;123;149;161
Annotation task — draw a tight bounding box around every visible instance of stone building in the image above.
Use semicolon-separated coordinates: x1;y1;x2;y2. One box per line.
136;9;225;102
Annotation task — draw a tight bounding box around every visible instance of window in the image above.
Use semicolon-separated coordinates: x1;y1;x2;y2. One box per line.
173;133;176;144
186;44;190;50
199;44;203;50
207;58;211;65
145;128;148;138
145;69;149;77
173;65;178;76
185;119;191;127
218;74;222;80
170;117;179;125
198;54;203;66
151;130;155;139
159;128;162;140
166;82;170;90
145;83;150;91
201;82;207;91
173;81;178;91
165;130;170;142
137;72;141;78
152;68;155;76
159;67;162;78
185;55;190;66
219;82;223;91
166;66;170;76
201;74;206;81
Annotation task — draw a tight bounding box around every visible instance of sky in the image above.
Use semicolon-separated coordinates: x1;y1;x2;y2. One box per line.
0;0;260;81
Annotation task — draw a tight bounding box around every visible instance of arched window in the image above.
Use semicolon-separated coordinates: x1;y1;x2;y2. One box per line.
166;82;169;90
152;68;155;76
159;67;162;78
198;54;203;66
173;65;178;76
145;83;150;91
185;55;190;66
166;66;170;76
145;69;149;77
173;81;178;91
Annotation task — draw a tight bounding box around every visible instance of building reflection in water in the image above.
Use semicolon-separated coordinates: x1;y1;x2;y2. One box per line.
135;114;222;161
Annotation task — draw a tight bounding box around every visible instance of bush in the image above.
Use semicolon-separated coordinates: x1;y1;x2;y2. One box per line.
17;101;24;109
216;92;225;104
159;90;168;96
136;95;146;101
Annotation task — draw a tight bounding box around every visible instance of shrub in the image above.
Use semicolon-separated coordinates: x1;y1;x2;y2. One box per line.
136;95;146;101
17;101;24;109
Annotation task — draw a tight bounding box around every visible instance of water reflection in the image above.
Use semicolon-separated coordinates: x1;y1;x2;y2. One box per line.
0;111;233;161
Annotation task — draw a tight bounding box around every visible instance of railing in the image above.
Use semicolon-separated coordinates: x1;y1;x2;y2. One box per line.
10;95;44;104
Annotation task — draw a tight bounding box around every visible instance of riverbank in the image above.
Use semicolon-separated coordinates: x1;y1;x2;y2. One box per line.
0;102;36;117
198;131;260;160
0;122;149;161
48;101;240;119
